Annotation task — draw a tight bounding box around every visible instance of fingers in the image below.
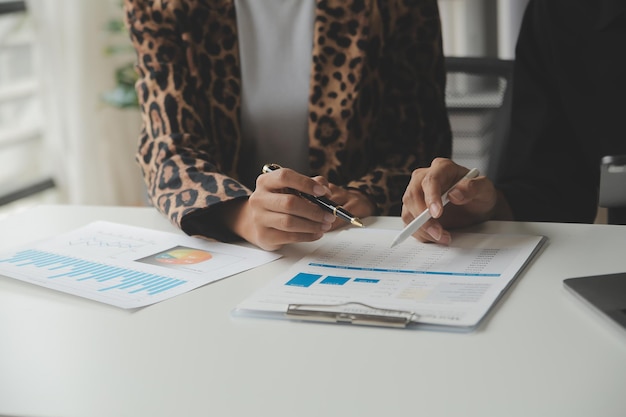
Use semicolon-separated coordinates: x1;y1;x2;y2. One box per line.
253;215;331;250
401;158;482;244
327;184;375;213
251;229;326;251
248;168;380;250
238;194;334;251
254;167;335;225
399;202;451;245
311;175;330;190
257;167;331;198
324;185;376;231
402;158;457;221
420;158;472;219
241;169;337;250
415;219;452;245
248;190;335;231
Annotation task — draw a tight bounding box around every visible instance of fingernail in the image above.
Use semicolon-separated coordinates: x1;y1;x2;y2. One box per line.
313;185;327;196
448;189;463;201
323;213;335;223
438;232;451;245
321;222;332;231
426;225;441;241
429;203;441;218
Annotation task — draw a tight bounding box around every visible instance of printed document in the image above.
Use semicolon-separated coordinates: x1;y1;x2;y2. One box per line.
0;221;280;308
234;228;545;330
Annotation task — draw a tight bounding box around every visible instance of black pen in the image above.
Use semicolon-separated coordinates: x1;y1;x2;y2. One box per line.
262;163;364;227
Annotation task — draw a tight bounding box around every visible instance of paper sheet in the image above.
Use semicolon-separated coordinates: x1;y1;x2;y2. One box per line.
235;228;545;329
0;221;281;308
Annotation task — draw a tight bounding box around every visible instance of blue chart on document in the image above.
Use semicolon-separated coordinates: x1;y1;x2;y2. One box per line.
235;228;545;329
0;221;280;309
1;249;188;296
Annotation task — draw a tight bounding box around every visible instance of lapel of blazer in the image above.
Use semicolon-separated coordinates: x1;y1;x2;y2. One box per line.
199;0;242;178
308;0;378;177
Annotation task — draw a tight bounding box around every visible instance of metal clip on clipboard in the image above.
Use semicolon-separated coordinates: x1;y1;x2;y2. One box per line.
286;302;419;328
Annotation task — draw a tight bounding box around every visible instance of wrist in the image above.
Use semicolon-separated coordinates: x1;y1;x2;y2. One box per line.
214;198;250;238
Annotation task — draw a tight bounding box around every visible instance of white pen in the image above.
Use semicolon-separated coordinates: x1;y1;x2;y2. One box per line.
390;168;480;248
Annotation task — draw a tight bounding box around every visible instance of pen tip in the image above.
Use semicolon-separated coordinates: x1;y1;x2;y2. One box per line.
351;218;364;227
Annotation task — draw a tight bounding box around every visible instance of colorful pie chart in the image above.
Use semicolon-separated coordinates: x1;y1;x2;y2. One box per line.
155;248;213;265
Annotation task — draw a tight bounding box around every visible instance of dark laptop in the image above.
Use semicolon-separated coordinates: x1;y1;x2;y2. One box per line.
564;272;626;330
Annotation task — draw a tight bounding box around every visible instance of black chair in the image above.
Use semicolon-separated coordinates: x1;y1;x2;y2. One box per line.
443;56;514;180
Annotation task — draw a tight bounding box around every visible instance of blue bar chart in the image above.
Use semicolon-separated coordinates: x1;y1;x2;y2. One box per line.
0;220;281;308
0;249;186;296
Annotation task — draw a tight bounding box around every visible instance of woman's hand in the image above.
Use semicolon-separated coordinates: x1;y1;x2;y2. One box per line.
326;184;376;231
218;168;336;251
401;158;503;244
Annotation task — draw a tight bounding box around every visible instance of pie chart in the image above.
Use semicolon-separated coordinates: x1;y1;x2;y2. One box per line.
155;248;213;265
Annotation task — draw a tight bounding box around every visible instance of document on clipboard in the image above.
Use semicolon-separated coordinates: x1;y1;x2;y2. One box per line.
233;228;546;331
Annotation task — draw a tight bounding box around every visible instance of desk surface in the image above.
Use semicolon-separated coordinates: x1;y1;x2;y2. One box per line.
1;205;625;417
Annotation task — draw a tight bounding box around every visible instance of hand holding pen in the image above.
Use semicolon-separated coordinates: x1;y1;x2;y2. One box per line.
262;164;363;227
226;164;344;251
399;158;500;245
392;168;479;247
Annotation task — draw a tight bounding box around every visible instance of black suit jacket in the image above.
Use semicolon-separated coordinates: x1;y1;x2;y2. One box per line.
495;0;626;223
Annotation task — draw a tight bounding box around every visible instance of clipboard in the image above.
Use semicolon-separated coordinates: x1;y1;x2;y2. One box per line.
286;302;418;328
233;228;546;331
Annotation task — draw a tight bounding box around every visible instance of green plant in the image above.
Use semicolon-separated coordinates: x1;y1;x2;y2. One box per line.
101;6;138;109
101;61;138;109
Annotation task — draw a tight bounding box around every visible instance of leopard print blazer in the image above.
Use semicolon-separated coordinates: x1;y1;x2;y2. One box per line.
124;0;451;240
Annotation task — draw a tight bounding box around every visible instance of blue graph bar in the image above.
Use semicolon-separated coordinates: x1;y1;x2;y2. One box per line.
320;276;350;286
0;249;187;296
285;272;321;288
354;278;379;284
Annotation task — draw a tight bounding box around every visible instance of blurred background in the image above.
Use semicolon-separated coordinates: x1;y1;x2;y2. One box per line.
0;0;529;220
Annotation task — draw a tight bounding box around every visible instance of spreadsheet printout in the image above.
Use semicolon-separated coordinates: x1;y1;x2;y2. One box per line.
235;228;545;329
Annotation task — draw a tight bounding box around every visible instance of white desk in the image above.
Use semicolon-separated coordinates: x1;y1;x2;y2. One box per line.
0;205;625;417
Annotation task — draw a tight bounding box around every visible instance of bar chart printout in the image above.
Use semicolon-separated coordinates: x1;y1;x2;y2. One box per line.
0;221;280;308
235;228;546;330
